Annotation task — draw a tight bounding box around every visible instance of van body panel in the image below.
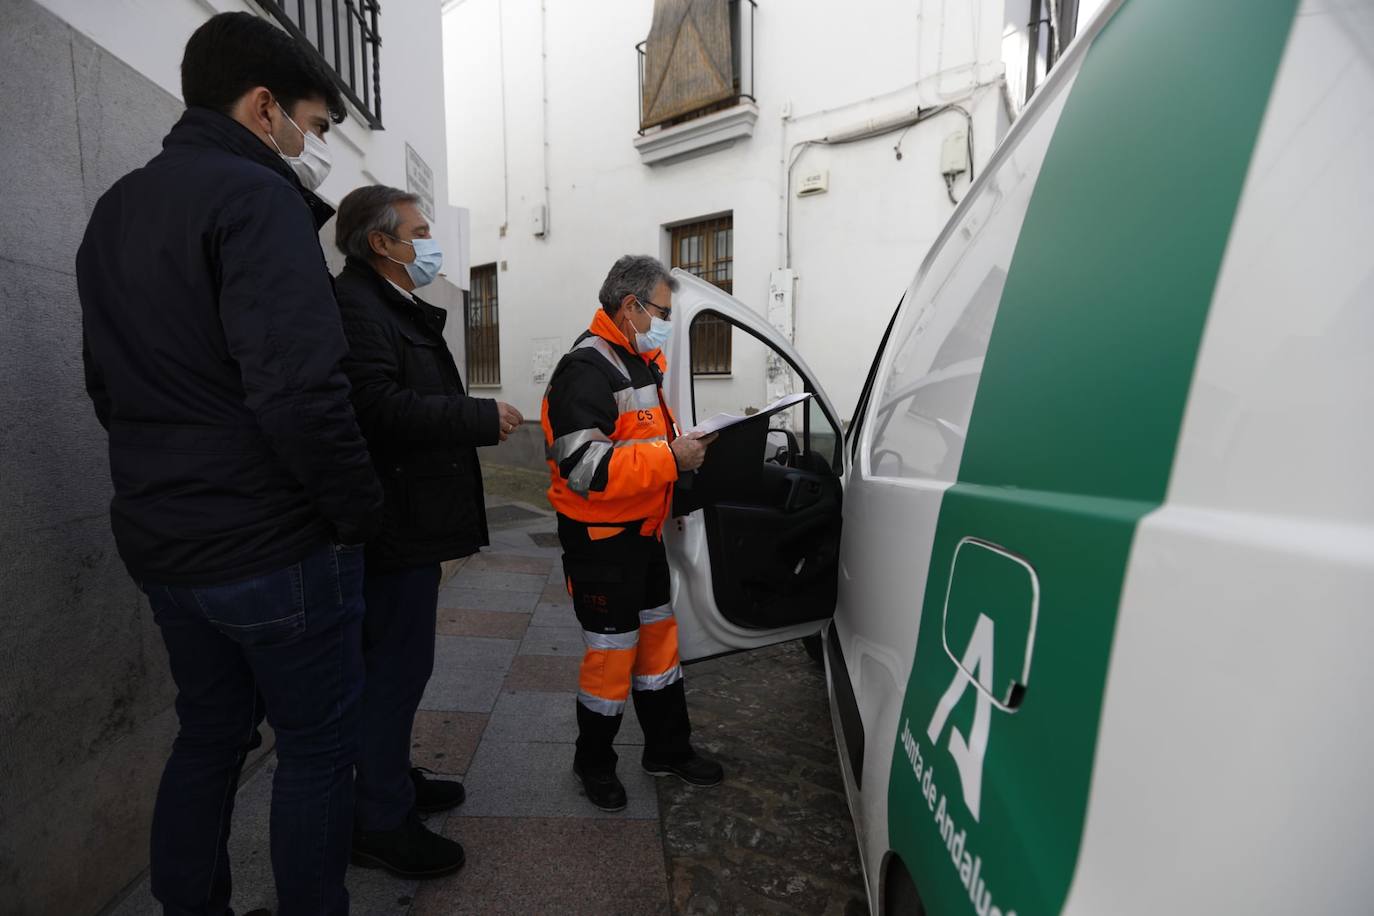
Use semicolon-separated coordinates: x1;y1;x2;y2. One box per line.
1065;3;1374;910
881;0;1299;913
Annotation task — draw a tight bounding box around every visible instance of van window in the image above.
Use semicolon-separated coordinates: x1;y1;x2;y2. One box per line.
689;309;843;475
865;63;1085;483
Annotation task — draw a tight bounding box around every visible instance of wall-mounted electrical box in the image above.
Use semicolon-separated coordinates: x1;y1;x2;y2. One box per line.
941;130;969;176
797;170;830;197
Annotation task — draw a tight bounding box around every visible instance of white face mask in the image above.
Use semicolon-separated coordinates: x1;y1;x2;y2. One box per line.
387;237;444;288
633;301;673;353
268;102;331;191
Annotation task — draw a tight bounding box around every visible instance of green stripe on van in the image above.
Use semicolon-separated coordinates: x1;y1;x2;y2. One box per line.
886;1;1298;913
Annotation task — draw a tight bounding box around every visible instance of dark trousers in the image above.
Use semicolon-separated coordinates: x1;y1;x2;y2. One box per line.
354;563;441;831
559;518;692;773
142;542;365;916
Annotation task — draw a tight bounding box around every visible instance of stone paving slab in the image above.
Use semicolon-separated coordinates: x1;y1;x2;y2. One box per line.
482;690;645;747
516;624;584;658
530;601;577;628
501;654;582;692
446;569;547;594
462;553;555;576
539;581;573;604
436;586;541;614
436;608;531;640
410;711;488;775
457;739;659;820
418;637;517;714
410;817;670;916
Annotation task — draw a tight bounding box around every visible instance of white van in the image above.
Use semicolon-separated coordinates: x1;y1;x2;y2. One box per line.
659;0;1374;913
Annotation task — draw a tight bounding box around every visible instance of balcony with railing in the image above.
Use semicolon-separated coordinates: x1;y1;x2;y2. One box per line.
254;0;384;129
633;0;757;166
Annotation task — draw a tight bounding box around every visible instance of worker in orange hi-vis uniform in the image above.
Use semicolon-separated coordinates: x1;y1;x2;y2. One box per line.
541;254;723;812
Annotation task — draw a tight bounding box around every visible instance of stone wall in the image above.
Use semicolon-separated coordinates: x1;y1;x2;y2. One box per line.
0;2;256;912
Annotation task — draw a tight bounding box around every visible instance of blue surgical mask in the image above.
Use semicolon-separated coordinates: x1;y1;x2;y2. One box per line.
388;237;443;287
635;314;673;353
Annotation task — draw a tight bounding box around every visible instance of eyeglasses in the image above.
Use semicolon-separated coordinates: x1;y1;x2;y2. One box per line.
634;296;672;321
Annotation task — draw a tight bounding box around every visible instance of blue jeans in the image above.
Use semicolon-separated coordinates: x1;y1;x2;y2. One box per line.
354;563;441;831
142;542;366;916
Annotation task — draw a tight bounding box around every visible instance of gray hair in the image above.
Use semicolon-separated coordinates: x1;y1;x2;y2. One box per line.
598;254;678;315
335;185;419;261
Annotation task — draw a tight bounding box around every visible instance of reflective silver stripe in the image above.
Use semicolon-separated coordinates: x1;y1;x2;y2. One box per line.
615;435;666;449
614;384;661;414
567;440;612;496
574;336;630;381
577;691;626;716
638;604;674;625
583;629;639;650
547;427;612;463
633;665;683;692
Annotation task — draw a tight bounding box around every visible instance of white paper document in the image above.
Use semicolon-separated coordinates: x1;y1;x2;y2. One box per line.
687;391;813;436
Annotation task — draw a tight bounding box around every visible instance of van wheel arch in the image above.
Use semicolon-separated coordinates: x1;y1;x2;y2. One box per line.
881;852;927;916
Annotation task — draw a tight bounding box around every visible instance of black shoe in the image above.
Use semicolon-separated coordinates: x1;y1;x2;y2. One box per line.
351;811;465;879
642;751;724;787
411;766;466;814
573;762;627;812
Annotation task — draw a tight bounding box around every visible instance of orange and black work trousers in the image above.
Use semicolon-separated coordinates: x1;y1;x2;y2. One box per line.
558;516;692;774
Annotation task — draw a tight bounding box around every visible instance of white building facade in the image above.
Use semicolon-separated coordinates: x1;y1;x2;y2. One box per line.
441;0;1105;433
0;1;465;911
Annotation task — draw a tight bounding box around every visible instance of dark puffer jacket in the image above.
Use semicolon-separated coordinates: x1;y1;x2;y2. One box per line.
76;107;381;586
334;258;501;572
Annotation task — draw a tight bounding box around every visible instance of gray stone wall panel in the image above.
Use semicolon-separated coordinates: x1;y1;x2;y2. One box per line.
0;1;194;912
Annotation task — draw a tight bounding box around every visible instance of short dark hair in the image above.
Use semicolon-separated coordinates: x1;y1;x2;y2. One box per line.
598;255;678;315
181;12;346;124
335;186;421;260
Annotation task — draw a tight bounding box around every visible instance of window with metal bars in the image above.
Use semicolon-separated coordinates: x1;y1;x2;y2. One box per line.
254;0;383;129
466;264;501;386
671;215;733;375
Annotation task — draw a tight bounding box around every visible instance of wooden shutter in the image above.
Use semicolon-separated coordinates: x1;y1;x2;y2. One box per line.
641;0;734;130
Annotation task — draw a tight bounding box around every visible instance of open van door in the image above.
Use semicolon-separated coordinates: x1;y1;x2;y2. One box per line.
661;270;847;661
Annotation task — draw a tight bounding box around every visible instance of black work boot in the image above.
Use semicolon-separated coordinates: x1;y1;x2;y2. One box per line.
351;810;465;879
642;750;724;787
411;766;466;814
573;762;628;812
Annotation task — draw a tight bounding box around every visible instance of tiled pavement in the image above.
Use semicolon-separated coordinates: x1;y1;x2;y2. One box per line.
108;498;864;915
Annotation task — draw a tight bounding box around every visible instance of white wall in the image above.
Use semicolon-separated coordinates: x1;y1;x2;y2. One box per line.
35;0;468;295
443;0;1016;422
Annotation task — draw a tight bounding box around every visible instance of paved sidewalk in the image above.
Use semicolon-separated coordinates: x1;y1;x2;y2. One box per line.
110;499;670;916
107;497;864;915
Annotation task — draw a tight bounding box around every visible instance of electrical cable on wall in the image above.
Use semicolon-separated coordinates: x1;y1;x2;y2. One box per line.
785;103;975;267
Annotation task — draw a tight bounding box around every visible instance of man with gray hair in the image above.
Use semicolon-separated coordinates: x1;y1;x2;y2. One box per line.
332;185;522;877
541;254;721;812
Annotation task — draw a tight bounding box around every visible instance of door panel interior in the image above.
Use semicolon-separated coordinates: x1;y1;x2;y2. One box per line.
673;412;842;629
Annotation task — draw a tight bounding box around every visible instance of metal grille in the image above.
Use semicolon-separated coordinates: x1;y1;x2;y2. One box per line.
254;0;383;129
466;264;501;386
672;215;733;375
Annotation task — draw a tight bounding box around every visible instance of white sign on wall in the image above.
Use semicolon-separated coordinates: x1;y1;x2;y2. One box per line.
531;337;562;386
405;142;436;221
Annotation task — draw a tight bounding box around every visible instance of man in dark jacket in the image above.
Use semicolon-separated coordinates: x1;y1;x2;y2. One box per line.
75;13;381;915
332;185;522;878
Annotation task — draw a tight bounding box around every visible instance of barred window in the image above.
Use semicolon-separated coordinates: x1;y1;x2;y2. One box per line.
466;264;500;386
671;215;733;375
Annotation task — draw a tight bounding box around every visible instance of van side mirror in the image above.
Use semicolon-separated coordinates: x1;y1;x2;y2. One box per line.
765;428;800;466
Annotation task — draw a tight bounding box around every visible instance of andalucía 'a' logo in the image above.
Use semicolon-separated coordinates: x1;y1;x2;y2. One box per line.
924;537;1040;823
926;613;995;821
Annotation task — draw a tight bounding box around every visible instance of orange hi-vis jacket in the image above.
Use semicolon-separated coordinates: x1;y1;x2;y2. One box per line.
541;309;680;537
